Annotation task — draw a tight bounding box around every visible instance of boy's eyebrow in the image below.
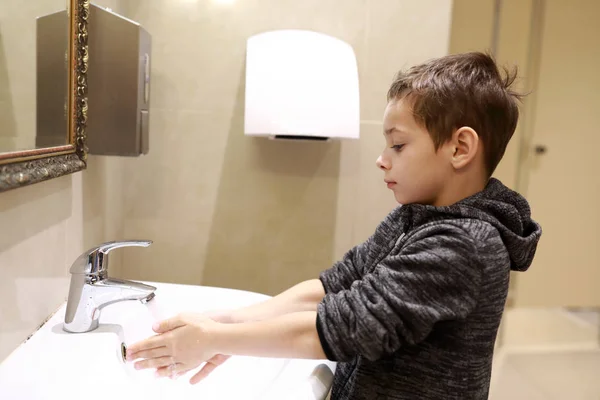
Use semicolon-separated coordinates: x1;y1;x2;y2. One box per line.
384;127;408;135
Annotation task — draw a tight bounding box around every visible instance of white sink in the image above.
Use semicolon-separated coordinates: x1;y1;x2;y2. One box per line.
0;282;336;400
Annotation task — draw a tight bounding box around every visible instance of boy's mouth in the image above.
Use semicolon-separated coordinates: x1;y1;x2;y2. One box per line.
385;180;396;188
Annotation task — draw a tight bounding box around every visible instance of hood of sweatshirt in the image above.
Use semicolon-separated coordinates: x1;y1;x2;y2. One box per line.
399;178;542;271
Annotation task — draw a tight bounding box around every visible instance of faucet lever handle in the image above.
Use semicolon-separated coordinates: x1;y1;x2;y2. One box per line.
69;240;153;275
96;240;153;254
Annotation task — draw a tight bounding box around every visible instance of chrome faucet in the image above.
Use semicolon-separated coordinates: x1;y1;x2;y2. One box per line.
63;240;157;333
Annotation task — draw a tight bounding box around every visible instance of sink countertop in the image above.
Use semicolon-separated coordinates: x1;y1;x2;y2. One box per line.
0;282;336;400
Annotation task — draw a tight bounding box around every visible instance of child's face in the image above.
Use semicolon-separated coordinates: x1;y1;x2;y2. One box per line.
377;98;454;206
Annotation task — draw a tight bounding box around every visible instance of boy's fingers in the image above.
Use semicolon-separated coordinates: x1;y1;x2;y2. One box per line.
127;335;165;355
211;354;230;365
153;315;186;333
155;363;190;378
189;355;231;385
154;366;171;378
126;346;169;361
134;356;175;370
190;362;219;385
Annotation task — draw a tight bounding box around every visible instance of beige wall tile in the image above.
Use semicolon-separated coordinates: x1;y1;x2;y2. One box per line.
0;176;73;361
361;0;453;121
448;0;495;54
119;109;343;293
332;139;361;260
200;137;342;294
120;217;209;284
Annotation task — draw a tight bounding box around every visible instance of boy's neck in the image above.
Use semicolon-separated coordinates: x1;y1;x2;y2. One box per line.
432;174;488;207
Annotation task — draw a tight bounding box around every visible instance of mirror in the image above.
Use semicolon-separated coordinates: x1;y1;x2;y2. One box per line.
0;0;88;192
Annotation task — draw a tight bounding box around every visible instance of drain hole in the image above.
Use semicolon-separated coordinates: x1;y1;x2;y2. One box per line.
121;342;127;362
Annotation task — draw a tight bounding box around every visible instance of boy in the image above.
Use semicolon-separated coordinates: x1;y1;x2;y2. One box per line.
127;52;542;399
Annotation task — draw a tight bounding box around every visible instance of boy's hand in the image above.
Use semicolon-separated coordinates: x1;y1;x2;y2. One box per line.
187;353;231;384
186;310;232;384
126;313;220;380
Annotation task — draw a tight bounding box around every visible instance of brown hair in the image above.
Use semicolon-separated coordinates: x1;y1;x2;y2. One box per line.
387;51;524;176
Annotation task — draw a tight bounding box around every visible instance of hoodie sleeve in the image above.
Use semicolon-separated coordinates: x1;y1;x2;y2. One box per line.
318;238;371;294
316;223;483;362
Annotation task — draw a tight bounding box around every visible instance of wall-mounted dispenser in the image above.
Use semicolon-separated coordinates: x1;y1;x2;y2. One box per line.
244;30;360;141
85;4;152;156
37;5;152;155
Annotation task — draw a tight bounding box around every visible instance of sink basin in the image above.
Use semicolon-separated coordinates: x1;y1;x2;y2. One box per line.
0;282;336;400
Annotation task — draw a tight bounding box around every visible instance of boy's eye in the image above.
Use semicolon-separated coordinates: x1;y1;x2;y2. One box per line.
391;144;404;151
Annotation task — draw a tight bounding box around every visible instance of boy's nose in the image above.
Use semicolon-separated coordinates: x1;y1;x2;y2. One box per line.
376;155;389;170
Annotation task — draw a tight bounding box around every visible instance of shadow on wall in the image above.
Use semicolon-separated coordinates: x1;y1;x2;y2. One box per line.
81;157;106;251
0;32;17;147
201;67;342;296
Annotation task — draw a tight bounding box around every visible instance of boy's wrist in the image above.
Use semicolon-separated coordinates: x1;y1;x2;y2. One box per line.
209;319;242;356
207;312;325;360
227;309;244;323
204;309;237;324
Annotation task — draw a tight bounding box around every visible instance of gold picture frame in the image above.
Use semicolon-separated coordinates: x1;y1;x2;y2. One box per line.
0;0;89;192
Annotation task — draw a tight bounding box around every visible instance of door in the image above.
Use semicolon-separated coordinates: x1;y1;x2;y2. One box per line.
514;0;600;307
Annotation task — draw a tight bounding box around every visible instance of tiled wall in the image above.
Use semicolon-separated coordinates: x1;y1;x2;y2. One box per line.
110;0;453;295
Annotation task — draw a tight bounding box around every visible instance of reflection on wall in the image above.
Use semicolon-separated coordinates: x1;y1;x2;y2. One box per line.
0;32;18;151
35;10;68;149
0;1;68;154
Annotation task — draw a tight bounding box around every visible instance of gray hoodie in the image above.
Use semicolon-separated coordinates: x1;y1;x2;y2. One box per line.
317;178;542;399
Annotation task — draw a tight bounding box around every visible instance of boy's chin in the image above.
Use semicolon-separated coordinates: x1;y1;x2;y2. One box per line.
393;193;408;205
393;193;432;206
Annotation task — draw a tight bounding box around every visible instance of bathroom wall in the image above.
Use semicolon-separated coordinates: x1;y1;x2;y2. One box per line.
0;0;126;363
111;0;453;295
0;176;81;362
0;156;129;362
449;0;536;192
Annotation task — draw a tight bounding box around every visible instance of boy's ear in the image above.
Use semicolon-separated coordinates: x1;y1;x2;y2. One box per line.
450;126;479;169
